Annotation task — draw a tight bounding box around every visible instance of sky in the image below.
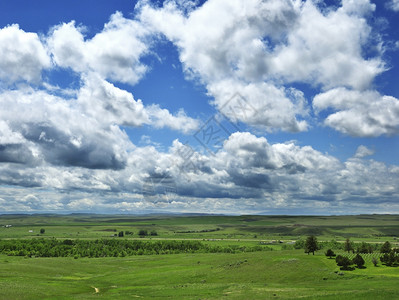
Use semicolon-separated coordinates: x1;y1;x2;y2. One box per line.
0;0;398;215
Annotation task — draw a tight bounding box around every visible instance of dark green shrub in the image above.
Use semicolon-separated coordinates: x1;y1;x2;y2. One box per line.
336;255;353;270
352;254;365;268
325;249;336;258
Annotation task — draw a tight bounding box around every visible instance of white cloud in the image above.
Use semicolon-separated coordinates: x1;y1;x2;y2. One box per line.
8;193;63;211
77;73;150;127
0;81;198;176
210;79;308;132
147;105;200;133
67;198;96;210
0;130;397;213
270;0;384;90
138;0;385;133
0;24;51;84
354;145;374;158
220;132;340;173
313;88;399;136
0;120;25;144
143;132;398;212
386;0;399;11
78;73;199;133
0;1;397;214
48;12;149;85
0;87;132;169
139;0;307;133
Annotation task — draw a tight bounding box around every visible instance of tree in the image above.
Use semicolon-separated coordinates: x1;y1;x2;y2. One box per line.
138;230;148;237
380;250;397;266
380;241;391;254
352;254;365;268
304;235;318;255
344;238;353;253
150;230;158;236
118;231;124;237
40;228;45;234
371;257;378;267
325;249;336;259
357;242;373;254
325;239;341;250
336;255;353;270
294;239;305;249
63;239;73;245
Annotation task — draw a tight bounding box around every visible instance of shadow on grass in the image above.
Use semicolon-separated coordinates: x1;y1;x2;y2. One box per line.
382;263;399;267
340;266;355;271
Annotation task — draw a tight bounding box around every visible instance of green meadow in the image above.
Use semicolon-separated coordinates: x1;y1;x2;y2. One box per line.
0;214;398;299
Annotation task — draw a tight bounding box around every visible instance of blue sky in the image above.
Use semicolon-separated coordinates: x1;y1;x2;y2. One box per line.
0;0;398;215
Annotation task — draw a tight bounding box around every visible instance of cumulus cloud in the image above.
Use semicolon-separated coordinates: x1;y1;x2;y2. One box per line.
139;0;308;131
0;130;397;214
165;132;342;200
0;120;25;145
386;0;399;11
210;80;308;132
77;73;150;127
0;24;51;84
48;12;150;85
67;198;96;210
135;132;398;212
0;80;198;173
270;0;384;90
219;132;340;180
354;145;374;158
0;87;132;170
78;73;199;133
147;105;200;133
0;0;398;214
313;88;399;136
138;0;386;132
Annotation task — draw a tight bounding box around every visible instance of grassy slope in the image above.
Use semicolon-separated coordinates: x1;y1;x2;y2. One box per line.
0;250;398;299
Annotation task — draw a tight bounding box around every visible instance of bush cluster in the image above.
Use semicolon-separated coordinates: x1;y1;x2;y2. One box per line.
335;253;365;270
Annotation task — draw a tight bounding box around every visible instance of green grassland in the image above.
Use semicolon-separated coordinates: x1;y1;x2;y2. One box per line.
0;214;398;299
1;214;398;242
1;250;398;299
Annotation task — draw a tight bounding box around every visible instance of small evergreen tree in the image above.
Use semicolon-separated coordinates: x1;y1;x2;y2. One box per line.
325;249;336;258
344;238;353;253
352;254;365;268
40;228;45;234
138;229;148;237
357;242;373;254
304;235;318;255
371;257;378;267
336;255;352;270
380;250;397;266
118;231;124;237
380;241;391;254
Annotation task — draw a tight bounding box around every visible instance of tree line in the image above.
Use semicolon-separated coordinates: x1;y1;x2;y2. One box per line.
302;236;398;269
294;237;396;254
0;238;272;258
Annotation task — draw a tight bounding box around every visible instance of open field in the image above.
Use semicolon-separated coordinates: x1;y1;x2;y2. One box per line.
1;250;398;299
0;214;398;299
1;214;398;242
